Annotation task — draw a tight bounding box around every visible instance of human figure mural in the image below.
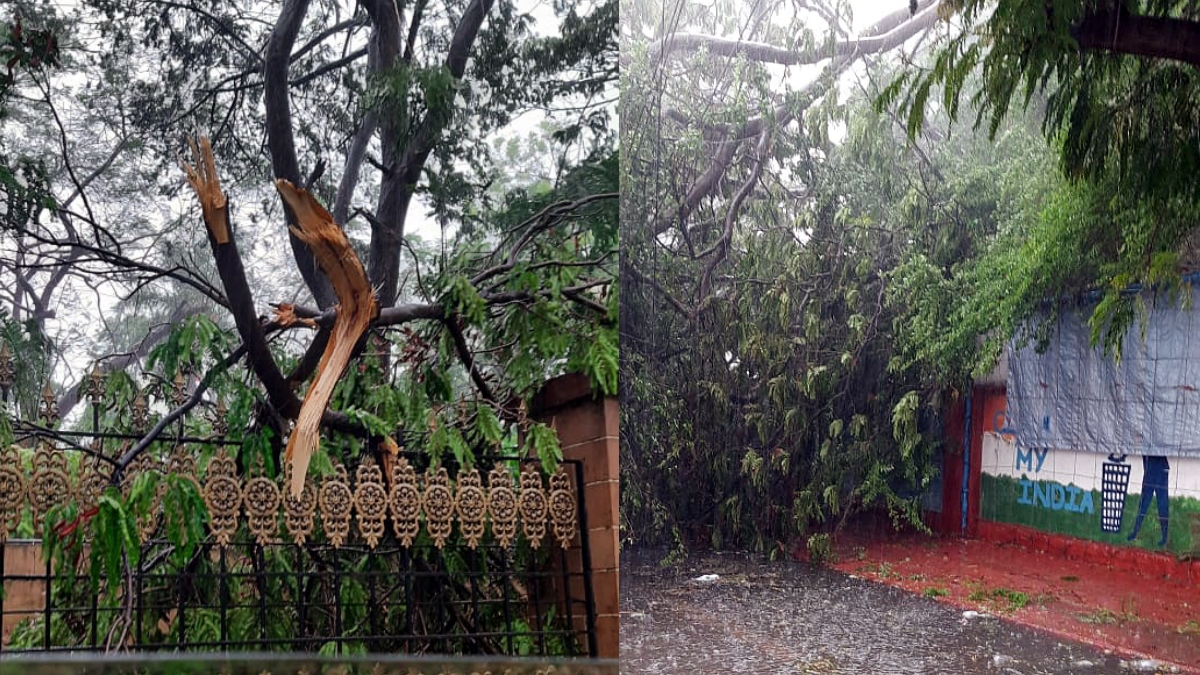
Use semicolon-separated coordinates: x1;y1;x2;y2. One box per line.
1127;455;1170;548
982;408;1196;553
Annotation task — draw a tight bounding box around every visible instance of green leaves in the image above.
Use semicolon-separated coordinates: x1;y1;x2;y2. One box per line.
443;275;487;327
525;422;562;474
90;488;140;592
147;314;232;379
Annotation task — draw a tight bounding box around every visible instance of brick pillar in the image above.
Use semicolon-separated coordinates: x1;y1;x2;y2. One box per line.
531;372;618;659
2;542;47;645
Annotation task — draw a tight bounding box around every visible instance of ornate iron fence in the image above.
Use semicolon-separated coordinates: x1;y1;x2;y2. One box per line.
0;356;595;657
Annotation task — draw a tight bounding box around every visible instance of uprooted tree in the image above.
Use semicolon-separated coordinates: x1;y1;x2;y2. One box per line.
621;0;953;554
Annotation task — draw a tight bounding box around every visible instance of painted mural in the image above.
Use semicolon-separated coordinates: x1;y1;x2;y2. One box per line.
980;413;1200;556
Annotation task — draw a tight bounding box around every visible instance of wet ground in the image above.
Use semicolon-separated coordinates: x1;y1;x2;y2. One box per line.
825;530;1200;672
621;549;1183;674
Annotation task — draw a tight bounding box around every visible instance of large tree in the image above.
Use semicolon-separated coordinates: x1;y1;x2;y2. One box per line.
620;0;975;554
1;0;617;484
887;0;1200;361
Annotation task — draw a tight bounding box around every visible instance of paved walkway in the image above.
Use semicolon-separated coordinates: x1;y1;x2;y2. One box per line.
817;528;1200;672
622;548;1158;674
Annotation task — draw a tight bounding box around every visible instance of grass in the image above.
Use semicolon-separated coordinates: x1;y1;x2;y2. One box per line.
863;561;899;580
1178;619;1200;635
1077;597;1139;625
1077;608;1120;625
964;586;1050;613
922;587;949;599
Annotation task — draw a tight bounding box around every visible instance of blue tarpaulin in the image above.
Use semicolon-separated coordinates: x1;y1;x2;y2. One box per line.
1008;285;1200;459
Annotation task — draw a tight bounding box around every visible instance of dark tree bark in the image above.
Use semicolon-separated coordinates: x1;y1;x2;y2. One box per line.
1073;8;1200;67
366;0;496;308
264;0;337;309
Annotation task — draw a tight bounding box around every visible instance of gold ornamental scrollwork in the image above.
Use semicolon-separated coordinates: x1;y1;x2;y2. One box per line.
423;467;455;549
353;459;387;549
76;442;108;514
243;472;281;546
0;445;26;541
167;445;199;489
487;465;518;549
455;467;487;549
518;468;548;550
136;458;166;544
29;442;70;535
319;463;353;548
203;449;241;547
283;462;316;546
131;389;149;433
388;458;421;547
548;468;577;549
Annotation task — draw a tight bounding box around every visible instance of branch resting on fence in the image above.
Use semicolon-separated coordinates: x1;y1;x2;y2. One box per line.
113;343;249;478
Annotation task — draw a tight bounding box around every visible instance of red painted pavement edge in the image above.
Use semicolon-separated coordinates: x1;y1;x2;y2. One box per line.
978;521;1200;583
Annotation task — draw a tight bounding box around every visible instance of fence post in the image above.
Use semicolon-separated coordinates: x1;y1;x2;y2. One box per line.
531;372;619;659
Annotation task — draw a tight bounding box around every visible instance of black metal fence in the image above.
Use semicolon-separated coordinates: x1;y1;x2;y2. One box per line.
0;361;595;657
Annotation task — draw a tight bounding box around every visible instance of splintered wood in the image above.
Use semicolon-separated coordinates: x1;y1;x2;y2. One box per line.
275;179;379;498
181;137;230;245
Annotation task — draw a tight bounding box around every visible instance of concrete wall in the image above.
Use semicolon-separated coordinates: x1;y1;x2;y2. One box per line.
976;388;1200;557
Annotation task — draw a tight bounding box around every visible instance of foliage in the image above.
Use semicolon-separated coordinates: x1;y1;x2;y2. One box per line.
889;0;1200;355
621;2;950;554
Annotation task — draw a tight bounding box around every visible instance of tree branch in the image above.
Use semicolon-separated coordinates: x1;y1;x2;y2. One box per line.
264;0;337;309
56;302;197;420
647;0;937;65
113;342;250;477
183;137;301;418
1072;7;1200;67
290;47;369;87
368;0;496;308
333;44;381;226
442;316;499;405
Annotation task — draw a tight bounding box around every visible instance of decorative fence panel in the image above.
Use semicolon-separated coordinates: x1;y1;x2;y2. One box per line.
0;359;594;657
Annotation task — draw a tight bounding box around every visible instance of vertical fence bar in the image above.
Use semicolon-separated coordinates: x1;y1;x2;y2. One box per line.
573;458;597;656
557;547;575;653
467;548;482;651
89;577;98;649
435;548;448;653
134;543;144;649
0;540;6;654
177;551;187;648
90;387;101;651
402;547;414;654
255;544;268;649
366;547;379;651
219;546;229;645
41;551;51;649
294;544;306;651
332;550;342;655
500;551;513;655
529;557;545;654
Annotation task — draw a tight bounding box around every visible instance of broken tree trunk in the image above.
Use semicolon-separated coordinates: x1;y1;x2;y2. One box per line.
275;179;380;498
184;137;396;498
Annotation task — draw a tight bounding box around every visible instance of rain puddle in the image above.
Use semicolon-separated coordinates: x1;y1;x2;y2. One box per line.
621;549;1178;674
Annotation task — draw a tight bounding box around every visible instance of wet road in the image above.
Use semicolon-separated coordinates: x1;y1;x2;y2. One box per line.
621;549;1180;674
